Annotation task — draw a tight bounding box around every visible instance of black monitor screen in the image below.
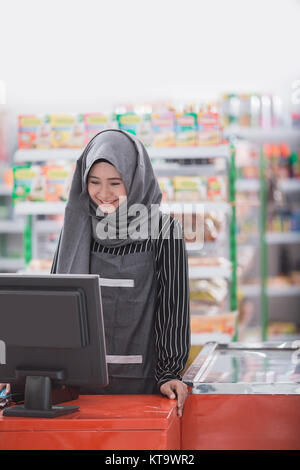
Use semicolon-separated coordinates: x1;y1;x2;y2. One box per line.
0;274;108;418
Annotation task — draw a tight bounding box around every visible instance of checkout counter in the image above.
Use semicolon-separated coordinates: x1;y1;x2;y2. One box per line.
182;341;300;450
0;394;180;450
1;341;300;450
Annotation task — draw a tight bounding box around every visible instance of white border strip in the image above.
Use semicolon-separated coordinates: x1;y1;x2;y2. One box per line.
106;355;142;364
99;278;134;288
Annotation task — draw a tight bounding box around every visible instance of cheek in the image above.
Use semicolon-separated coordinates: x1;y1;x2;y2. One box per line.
117;184;127;197
87;184;97;199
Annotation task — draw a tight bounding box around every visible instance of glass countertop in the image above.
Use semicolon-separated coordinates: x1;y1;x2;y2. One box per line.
183;341;300;394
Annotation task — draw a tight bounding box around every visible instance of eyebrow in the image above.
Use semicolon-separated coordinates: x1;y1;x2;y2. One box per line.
88;175;122;181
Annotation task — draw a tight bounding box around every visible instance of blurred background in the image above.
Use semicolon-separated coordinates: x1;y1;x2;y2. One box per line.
0;0;300;347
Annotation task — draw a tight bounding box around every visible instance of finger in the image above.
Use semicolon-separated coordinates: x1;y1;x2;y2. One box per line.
161;383;176;400
174;384;188;417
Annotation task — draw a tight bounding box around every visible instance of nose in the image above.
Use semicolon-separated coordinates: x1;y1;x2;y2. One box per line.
97;183;113;201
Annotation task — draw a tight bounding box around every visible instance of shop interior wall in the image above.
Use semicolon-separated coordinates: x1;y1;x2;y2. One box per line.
1;0;300;158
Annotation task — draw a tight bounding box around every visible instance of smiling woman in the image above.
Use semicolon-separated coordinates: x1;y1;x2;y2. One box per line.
51;129;190;417
87;160;127;214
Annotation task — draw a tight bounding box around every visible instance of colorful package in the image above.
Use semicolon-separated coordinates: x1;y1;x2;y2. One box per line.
173;176;207;201
197;109;222;146
44;164;74;202
157;177;174;201
18;115;51;149
13;165;46;202
50;114;84;148
151;112;176;147
138;113;152;147
116;112;142;136
207;177;227;201
175;112;197;146
83;113;110;145
190;311;236;335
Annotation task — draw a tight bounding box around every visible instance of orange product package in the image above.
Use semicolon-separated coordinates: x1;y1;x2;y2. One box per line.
207;177;227;201
197;109;222;146
43;164;74;202
18;115;51;149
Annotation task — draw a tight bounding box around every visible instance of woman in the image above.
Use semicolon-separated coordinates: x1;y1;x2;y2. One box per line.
51;129;190;417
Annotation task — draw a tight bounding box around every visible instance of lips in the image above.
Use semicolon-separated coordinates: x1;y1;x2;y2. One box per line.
98;199;118;205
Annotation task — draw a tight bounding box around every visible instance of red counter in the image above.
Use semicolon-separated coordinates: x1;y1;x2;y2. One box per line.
0;395;180;450
182;394;300;450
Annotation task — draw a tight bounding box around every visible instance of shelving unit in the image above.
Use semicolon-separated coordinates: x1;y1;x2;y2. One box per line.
229;128;300;341
0;178;25;271
12;143;238;344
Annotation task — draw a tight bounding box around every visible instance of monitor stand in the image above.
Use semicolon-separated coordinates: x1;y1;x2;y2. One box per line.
3;374;79;418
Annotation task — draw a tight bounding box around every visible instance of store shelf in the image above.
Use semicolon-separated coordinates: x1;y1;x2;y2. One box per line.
14;202;67;215
153;164;217;177
241;284;300;298
186;243;205;252
14;148;83;163
14;145;231;163
0;258;25;271
0;185;12;196
225;126;300;142
278;179;300;193
14;201;230;216
189;264;232;280
150;145;230;159
236;178;300;194
161;201;230;214
266;232;300;244
0;219;25;233
35;220;63;233
236;179;260;192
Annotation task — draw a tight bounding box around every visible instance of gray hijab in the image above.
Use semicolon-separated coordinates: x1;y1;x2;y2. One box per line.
52;129;162;274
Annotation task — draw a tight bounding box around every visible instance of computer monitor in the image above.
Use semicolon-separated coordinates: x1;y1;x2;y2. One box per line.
0;274;108;418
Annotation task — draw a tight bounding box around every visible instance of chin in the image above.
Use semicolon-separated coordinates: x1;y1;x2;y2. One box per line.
99;205;118;214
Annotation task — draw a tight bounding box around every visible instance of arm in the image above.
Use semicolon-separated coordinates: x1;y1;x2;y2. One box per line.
154;215;191;416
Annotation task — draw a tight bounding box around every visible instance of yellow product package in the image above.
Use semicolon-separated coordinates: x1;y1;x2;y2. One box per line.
50;114;84;148
157;177;174;202
173;176;207;202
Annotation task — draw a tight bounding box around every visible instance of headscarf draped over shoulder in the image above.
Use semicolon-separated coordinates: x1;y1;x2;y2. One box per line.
51;129;162;274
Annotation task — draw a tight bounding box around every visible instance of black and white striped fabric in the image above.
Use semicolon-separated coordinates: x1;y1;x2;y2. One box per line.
91;214;191;388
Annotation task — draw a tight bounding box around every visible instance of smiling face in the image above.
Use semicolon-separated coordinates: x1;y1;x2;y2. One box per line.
87;161;127;213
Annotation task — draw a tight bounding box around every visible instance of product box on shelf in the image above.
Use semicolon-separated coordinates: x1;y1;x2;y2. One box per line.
50;114;85;148
190;311;236;336
175;112;198;146
189;277;228;301
13;165;46;202
115;112;153;147
197;109;222;146
157;177;174;202
116;112;141;136
18;115;51;149
173;176;207;201
207;176;227;201
43;163;74;202
151;112;176;147
83;113;110;145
